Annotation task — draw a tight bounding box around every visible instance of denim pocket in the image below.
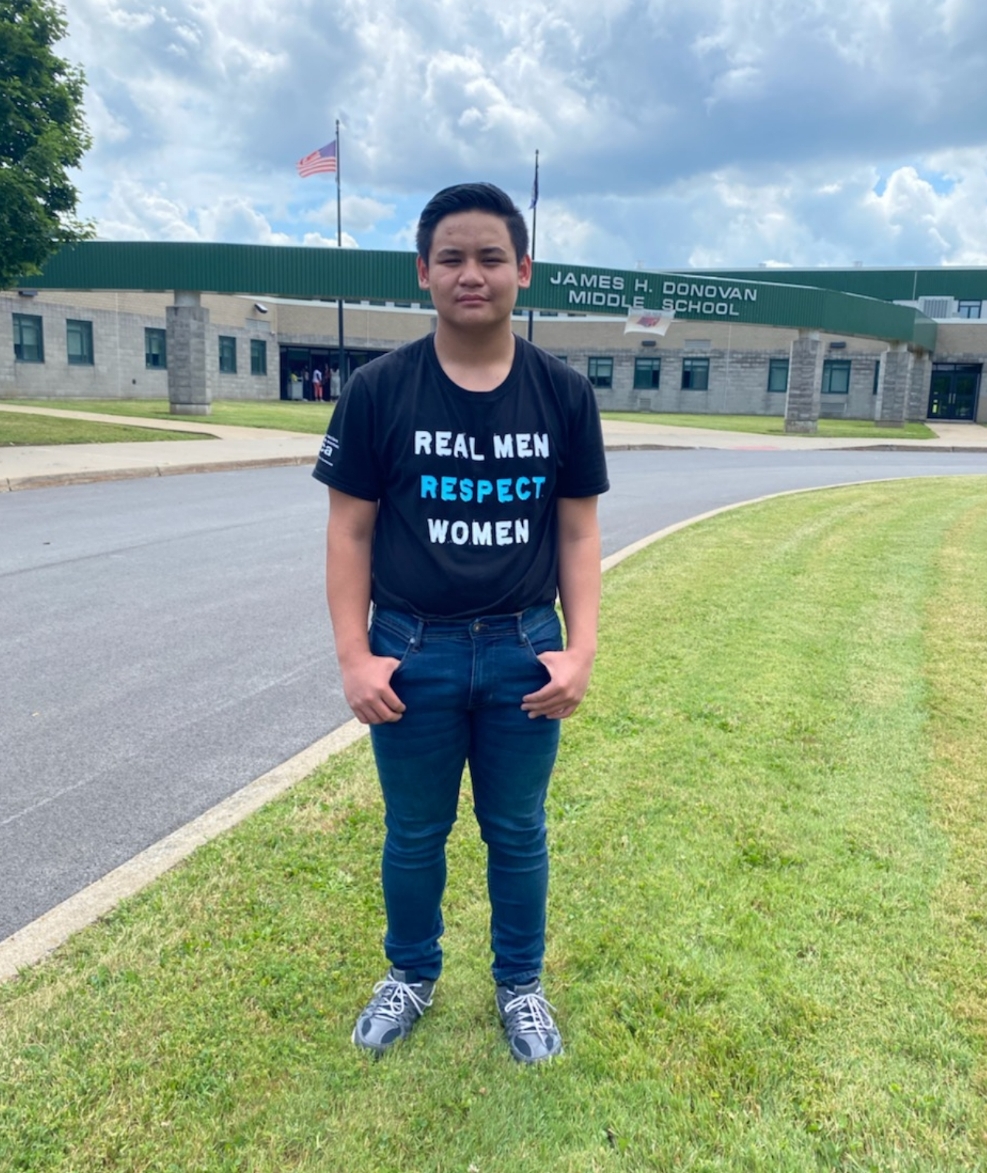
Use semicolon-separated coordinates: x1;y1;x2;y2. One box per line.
520;609;563;670
369;615;415;672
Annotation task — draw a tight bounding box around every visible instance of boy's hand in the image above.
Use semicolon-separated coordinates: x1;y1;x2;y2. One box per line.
341;653;407;724
521;648;595;720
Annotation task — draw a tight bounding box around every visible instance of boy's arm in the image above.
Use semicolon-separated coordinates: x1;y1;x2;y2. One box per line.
326;487;406;725
521;495;601;720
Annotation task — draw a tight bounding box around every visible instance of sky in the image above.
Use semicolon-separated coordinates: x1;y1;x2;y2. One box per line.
57;0;987;271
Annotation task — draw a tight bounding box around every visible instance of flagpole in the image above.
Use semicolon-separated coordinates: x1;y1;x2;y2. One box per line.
335;118;346;390
527;149;539;343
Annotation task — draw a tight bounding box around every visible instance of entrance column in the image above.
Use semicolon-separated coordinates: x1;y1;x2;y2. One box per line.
166;291;211;416
784;330;823;434
877;343;912;427
907;350;932;421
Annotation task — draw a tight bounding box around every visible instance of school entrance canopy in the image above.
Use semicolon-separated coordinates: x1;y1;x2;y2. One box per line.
21;242;941;431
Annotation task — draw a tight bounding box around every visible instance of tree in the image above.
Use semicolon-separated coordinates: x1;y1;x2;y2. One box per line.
0;0;92;289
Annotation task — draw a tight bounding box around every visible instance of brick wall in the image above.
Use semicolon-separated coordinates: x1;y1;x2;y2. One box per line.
3;291;984;419
0;292;279;401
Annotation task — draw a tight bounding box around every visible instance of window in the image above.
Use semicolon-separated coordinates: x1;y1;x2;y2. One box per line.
957;300;982;319
821;359;851;394
587;357;613;388
13;313;44;362
219;335;237;374
633;356;661;389
681;357;709;390
767;358;789;393
873;360;881;396
250;338;267;375
553;355;568;364
145;328;167;369
66;319;93;365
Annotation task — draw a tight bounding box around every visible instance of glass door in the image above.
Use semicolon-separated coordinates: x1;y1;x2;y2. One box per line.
928;364;981;420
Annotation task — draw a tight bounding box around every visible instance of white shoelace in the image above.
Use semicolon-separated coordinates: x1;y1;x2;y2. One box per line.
502;990;557;1038
370;978;433;1020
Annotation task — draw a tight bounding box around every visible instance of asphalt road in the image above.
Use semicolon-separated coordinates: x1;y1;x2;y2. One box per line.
3;449;987;941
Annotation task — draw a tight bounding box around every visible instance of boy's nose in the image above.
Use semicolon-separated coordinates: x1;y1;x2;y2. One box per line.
459;259;484;283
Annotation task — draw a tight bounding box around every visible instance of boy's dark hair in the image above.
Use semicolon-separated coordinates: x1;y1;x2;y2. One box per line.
416;183;529;264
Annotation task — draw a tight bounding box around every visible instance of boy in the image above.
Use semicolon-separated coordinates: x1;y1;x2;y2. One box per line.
313;182;608;1062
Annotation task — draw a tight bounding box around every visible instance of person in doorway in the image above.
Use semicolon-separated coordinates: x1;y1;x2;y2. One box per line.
312;366;324;401
329;366;341;401
313;182;608;1063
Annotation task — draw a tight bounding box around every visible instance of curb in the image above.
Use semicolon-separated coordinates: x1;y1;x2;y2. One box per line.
832;445;987;455
6;442;987;493
0;720;368;983
605;442;987;455
1;454;318;492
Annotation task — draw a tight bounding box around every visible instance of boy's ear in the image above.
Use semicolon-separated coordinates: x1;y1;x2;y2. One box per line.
518;254;532;289
416;255;430;290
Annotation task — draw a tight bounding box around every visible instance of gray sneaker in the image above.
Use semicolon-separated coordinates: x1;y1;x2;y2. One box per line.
352;967;435;1055
496;979;563;1063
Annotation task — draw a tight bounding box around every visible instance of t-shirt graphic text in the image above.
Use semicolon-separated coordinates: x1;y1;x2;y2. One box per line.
416;429;550;547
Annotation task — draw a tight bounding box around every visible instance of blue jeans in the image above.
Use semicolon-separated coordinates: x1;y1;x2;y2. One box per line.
368;604;563;985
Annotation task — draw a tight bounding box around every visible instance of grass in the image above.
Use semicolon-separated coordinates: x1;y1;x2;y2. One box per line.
9;399;335;435
600;411;938;440
2;478;987;1170
9;402;946;441
0;411;211;446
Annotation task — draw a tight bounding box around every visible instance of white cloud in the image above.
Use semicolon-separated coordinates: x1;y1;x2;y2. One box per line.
85;89;131;147
536;205;604;266
96;182;200;242
864;156;987;265
56;0;987;269
198;199;292;245
302;232;360;248
101;4;154;31
304;196;396;235
391;218;420;252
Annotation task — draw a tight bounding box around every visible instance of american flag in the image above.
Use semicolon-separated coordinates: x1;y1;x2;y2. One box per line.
297;141;337;178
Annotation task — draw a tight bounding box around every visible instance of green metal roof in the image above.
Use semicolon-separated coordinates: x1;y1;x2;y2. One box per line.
520;262;938;349
19;241;946;347
22;242;426;302
692;267;987;302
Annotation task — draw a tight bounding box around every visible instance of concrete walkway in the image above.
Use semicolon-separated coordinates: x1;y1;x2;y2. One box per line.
0;403;319;491
2;402;986;492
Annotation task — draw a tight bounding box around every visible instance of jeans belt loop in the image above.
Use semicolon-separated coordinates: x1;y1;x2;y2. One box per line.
412;616;424;651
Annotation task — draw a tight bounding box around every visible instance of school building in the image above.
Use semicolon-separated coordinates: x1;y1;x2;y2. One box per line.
2;243;985;428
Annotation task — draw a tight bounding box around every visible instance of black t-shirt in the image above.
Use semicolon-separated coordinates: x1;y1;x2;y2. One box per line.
312;335;609;618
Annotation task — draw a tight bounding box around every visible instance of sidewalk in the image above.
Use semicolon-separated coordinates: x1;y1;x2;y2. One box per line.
2;402;986;492
0;403;319;491
599;417;987;452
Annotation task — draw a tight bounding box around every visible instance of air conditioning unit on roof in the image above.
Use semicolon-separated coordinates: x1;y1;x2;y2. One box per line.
919;297;955;320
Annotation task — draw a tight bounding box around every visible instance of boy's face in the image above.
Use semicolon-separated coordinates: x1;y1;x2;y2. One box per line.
417;210;531;331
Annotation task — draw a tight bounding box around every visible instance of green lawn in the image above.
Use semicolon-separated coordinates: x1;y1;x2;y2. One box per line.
0;411;212;446
5;402;946;441
10;398;335;435
1;479;986;1171
601;411;938;440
